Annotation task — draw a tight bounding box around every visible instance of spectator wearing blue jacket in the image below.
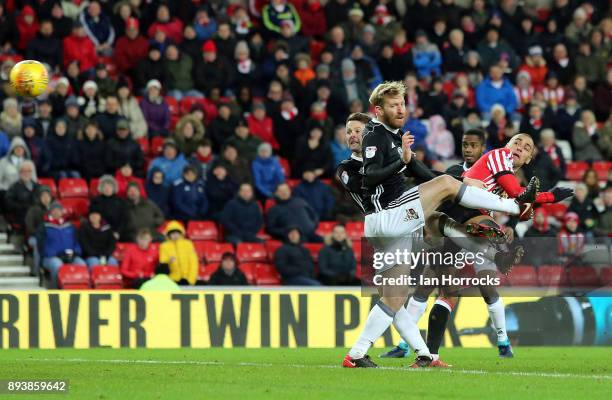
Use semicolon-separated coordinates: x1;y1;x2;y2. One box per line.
402;110;428;150
40;202;86;288
79;1;115;55
193;9;217;41
476;64;518;121
0;130;9;158
147;139;188;186
412;30;442;78
170;164;208;221
293;170;335;221
267;182;321;242
331;125;351;166
220;183;264;246
252;143;285;199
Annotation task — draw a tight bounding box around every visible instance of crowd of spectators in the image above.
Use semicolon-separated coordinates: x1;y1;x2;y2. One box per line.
0;0;610;287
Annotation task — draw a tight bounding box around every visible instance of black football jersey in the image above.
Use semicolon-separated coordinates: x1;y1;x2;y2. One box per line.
336;154;371;214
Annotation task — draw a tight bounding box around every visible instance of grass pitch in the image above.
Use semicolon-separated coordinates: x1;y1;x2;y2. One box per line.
0;347;610;399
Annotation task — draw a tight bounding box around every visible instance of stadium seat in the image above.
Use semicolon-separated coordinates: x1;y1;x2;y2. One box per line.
89;178;100;197
59;198;90;220
601;267;612;286
238;262;257;284
38;177;57;197
150;136;165;156
264;199;276;213
58;264;91;289
316;221;337;237
565;161;589;181
179;97;201;114
592;161;611;181
265;240;283;261
345;221;364;241
193;241;233;263
112;242;130;262
256;227;271;241
253;263;281;285
352;240;362;265
198;262;220;282
540;203;568;220
165;96;179;115
537;265;568;287
187;220;219;241
236;243;267;263
304;243;324;263
507;265;538;287
136;137;149;155
58;178;89;198
568;266;600;287
496;272;511;287
287;179;300;189
279;158;290;177
91;265;123;289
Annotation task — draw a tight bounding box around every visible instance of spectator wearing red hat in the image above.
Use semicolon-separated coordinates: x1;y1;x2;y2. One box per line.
147;4;183;44
114;17;149;75
63;20;98;72
16;5;39;51
193;40;229;96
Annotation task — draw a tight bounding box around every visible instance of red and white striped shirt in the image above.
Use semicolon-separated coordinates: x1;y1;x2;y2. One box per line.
463;148;514;195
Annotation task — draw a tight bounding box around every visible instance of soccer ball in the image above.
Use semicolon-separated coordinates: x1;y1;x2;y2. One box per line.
9;60;49;97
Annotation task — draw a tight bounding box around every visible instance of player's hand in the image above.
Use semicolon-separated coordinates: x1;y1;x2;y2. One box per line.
503;226;514;244
463;177;487;190
401;132;414;164
551;187;574;202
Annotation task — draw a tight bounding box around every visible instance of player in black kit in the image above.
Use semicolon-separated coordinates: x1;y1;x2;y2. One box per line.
340;82;538;368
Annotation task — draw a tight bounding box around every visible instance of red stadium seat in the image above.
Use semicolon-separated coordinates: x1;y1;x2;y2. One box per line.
265;240;283;261
592;161;611;181
304;243;324;263
165;96;179;115
316;221;337;237
540;203;568;220
253;263;281;285
187;220;219;241
256;227;271;241
321;179;332;186
236;243;267;263
58;178;89;198
352;240;362;264
601;267;612;286
150;136;165;156
59;198;90;220
58;264;91;289
38;178;57;197
537;265;568;287
345;221;364;241
565;161;589;180
264;198;276;213
179;97;200;114
238;262;257;284
198;262;220;282
193;241;233;263
112;242;130;262
287;179;300;189
568;266;600;287
279;158;291;177
91;265;123;289
136;137;149;155
89;178;100;197
507;265;538;287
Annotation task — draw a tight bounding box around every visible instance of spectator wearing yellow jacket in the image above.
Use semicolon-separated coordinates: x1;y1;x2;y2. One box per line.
159;220;198;285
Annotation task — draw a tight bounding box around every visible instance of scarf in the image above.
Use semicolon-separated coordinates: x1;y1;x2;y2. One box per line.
281;107;298;121
237;59;252;74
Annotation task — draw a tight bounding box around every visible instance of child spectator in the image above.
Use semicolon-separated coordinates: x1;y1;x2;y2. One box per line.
121;229;159;288
41;202;86;288
159;221;198;285
209;253;249;286
78;210;118;269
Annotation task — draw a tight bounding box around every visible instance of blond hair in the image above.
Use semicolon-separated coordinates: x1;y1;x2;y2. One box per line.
369;81;406;107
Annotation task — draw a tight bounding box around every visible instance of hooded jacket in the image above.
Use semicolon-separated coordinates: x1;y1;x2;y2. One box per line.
25;187;51;235
274;239;315;281
46;121;79;173
26;31;63;68
114;33;149;74
63;31;98;71
147;153;189;186
164;52;195;91
105;133;144;174
0;137;35;191
77;133;107;180
173;115;205;156
292;179;335;221
252;156;285;198
42;215;82;258
145;167;171;216
318;238;356;278
476;77;518;115
139;96;171;134
159;221;198;285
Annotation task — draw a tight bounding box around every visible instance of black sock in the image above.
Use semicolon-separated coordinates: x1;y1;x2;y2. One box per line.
426;303;451;355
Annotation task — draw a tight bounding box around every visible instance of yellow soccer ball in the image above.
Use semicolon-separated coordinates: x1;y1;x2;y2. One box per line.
9;60;49;97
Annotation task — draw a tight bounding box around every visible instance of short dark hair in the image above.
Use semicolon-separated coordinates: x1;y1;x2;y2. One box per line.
463;129;486;143
346;112;371;125
155;263;170;275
